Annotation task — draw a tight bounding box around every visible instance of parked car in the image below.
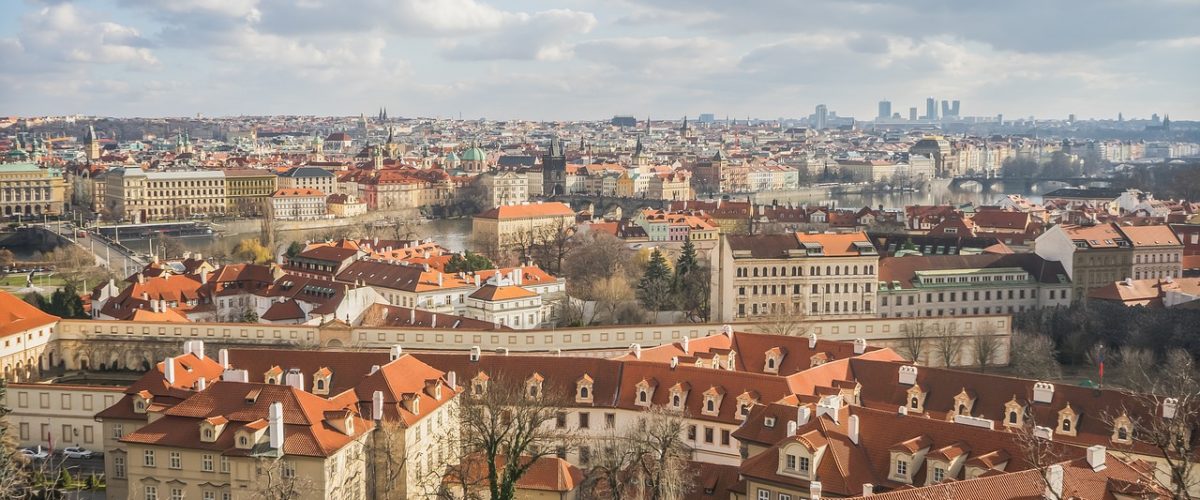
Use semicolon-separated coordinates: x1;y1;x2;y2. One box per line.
62;446;93;459
19;447;49;460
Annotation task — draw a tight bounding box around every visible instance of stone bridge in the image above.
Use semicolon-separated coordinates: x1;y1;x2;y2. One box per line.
948;176;1113;193
546;194;668;217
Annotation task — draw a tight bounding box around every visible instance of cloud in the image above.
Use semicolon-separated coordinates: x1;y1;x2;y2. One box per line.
440;9;597;61
7;3;158;70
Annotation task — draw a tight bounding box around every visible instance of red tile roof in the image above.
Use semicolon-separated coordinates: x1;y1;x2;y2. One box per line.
0;290;59;338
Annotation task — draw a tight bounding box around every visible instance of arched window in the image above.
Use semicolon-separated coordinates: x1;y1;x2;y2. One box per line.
706;400;715;412
740;404;750;416
853;265;859;275
672;395;680;407
1118;427;1128;440
958;404;966;414
767;358;776;369
528;385;539;398
753;268;759;277
639;390;647;403
316;380;325;391
1062;419;1072;432
910;397;919;408
1008;411;1017;424
580;386;589;399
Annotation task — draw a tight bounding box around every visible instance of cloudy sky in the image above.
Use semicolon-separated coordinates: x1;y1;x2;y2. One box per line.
2;0;1197;120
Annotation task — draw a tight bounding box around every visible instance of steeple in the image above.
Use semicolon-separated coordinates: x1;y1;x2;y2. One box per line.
85;125;100;162
681;115;688;136
634;135;644;158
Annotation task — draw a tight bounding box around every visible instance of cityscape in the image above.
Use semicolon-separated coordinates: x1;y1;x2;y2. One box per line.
2;1;1200;500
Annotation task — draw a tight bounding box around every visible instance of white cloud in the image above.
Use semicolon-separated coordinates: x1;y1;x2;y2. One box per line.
440;9;597;61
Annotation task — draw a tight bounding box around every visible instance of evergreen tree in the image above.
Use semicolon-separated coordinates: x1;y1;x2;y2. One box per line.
445;251;494;273
285;241;305;259
671;238;710;321
637;249;673;321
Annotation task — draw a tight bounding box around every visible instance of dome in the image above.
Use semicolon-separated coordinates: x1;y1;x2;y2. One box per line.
444;152;461;165
461;147;486;162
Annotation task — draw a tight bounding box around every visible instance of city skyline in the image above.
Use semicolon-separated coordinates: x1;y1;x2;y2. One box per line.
1;0;1198;120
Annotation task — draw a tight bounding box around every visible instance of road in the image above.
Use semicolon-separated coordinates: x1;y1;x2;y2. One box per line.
36;222;146;277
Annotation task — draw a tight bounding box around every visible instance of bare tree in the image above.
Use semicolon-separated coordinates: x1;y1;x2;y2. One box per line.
562;232;628;297
441;373;578;500
592;275;634;325
899;319;929;363
579;406;696;500
530;217;575;275
1008;331;1062;380
972;331;1002;372
1103;349;1200;499
1010;418;1071;500
253;456;315;500
931;323;966;367
367;420;411;500
754;311;809;337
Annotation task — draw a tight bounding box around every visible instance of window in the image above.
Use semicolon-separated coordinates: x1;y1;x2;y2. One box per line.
114;455;126;479
204;492;216;500
605;413;616;429
1009;411;1018;424
579;412;590;429
145;486;158;500
721;429;731;446
113;424;124;440
780;495;792;500
1062;418;1072;432
283;460;296;479
757;488;770;500
704;427;714;444
580;446;591;466
220;456;230;473
799;456;810;472
896;459;908;476
934;467;945;482
687;425;696;440
1118;427;1129;440
202;454;214;472
786;454;797;469
144;450;156;467
169;451;182;469
556;412;567;429
171;488;183;500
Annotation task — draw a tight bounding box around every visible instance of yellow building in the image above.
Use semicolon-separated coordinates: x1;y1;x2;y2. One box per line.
0;162;66;217
471;202;576;250
225;169;277;216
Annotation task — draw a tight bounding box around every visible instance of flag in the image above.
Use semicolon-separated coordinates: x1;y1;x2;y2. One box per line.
1097;346;1105;382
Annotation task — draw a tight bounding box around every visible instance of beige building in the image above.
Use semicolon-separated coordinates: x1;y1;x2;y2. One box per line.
472;202;575;250
103;167;227;223
1118;225;1184;280
1033;223;1184;299
224;169;277;217
270;188;329;220
2;383;122;450
714;232;880;322
0;290;59;383
477;170;529;208
0;161;66;217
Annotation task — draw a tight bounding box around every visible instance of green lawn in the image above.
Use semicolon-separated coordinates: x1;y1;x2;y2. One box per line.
0;273;67;287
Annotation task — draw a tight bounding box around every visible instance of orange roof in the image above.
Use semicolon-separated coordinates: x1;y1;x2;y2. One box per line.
0;290;59;338
475;202;574;219
1117;224;1182;247
272;188;326;197
794;231;873;256
469;284;537;301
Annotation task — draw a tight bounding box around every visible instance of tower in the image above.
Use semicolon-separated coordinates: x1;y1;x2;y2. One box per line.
85;125;100;162
814;104;828;130
542;136;567;196
878;100;891;120
925;97;937;120
681;116;688;137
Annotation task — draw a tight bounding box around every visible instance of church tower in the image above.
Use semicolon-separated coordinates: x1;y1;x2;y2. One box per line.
542;136;567;196
86;125;100;162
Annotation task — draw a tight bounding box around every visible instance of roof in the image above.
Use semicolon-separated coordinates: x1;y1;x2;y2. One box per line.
447;454;583;493
475;202;574;220
0;290;59;338
468;284;537;301
272;188;326;197
728;231;875;258
877;253;1070;289
280;166;336;178
1116;225;1182;247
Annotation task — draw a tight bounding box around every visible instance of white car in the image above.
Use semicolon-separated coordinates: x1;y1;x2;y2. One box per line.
62;446;93;459
19;447;49;460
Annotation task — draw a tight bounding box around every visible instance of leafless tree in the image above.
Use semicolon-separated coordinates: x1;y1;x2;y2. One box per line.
754;311;809;337
1008;331;1062;380
931;323;966;367
562;232;629;298
1102;349;1200;499
899;319;930;363
530;217;575;275
972;326;1002;372
1010;418;1071;500
367;420;411;500
579;406;696;500
592;275;634;325
440;373;578;500
253;456;315;500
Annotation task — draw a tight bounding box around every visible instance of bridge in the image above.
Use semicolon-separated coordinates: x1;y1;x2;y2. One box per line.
546;194;669;216
948;176;1114;192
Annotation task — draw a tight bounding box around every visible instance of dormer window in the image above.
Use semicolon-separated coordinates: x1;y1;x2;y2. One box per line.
702;387;725;417
764;347;784;374
905;386;925;414
1057;404;1079;437
204;429;214;440
1003;397;1024;427
525;373;544;400
312;367;332;396
635;378;657;407
239;436;248;447
471;372;490;397
576;375;594;404
952;388;976;418
735;391;759;421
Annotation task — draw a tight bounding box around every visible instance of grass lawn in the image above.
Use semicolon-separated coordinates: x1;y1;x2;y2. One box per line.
0;273;67;287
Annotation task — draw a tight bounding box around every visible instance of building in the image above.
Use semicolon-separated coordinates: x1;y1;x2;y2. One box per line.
1119;225;1184;280
1088;277;1200;308
224;169;277;216
647;170;692;201
1034;223;1182;298
2;383;124;450
542;138;567;196
463;284;544;329
0;290;59;382
0;161;66;217
277;166;337;195
326;193;368;217
477;170;529;208
877;100;892;120
876;253;1072;323
634;209;719;243
909;137;955;177
471;202;575;250
102;167;226;223
714;232;880;321
271;188;328;220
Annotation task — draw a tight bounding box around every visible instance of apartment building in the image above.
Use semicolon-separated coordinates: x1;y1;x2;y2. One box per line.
1120;225;1184;280
714;231;880;321
877;253;1072;320
0;161;66;217
270;188;329;220
1035;223;1183;299
102;167;227;222
0;290;59;383
471;202;576;250
276;166;337;194
476;169;529;208
224;169;277;216
2;383;123;450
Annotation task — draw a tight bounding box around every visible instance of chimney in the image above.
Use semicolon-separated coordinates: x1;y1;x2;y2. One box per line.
184;340;205;359
630;343;642;359
474;274;480;287
390;345;403;361
786;420;798;437
1044;464;1063;499
670;357;678;369
218;349;229;368
808;333;817;349
410;308;416;324
470;346;481;361
284;368;304;391
372;390;384;421
196;377;207;391
898;406;908;416
1086;445;1107;471
722;324;734;338
447;371;457;390
898;365;918;385
222;369;249;382
200;272;208;285
810;481;822;500
680;336;689;352
862;484;874;496
163;356;176;384
137;272;145;284
268;402;284;450
141;292;149;301
853;338;866;354
1163;398;1179;419
497;347;509;356
431;314;437;328
437;273;443;287
1033;425;1054;440
848;414;860;445
797;406;812;426
1033;382;1055;403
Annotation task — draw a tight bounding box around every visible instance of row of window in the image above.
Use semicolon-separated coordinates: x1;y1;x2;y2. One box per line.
736;264;877;278
139;450;232;474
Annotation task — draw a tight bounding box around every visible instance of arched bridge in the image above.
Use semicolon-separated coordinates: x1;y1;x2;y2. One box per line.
948;176;1113;192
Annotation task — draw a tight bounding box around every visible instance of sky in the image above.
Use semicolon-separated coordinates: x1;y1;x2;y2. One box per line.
1;0;1198;120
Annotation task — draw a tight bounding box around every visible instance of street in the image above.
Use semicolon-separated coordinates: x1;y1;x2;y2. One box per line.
36;221;145;277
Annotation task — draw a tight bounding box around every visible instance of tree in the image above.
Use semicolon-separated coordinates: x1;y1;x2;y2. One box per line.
157;235;185;260
1009;331;1062;380
754;311;808;337
592;275;634;325
366;420;412;500
444;373;577;500
233;238;273;264
446;251;494;273
530;217;574;274
23;292;48;311
931;323;967;367
972;324;1003;372
671;238;710;322
0;248;14;275
253;457;314;500
580;406;695;500
562;232;628;299
285;241;305;259
0;380;31;498
898;320;929;363
48;283;87;319
636;249;673;323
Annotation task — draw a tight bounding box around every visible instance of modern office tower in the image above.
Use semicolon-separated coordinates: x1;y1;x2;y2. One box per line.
909;107;918;121
925;97;937;120
877;100;892;120
815;104;828;130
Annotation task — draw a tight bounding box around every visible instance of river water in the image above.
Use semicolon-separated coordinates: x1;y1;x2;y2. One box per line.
121;183;1038;258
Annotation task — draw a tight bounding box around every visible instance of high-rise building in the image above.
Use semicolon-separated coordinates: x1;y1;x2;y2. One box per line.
814;104;828;130
877;100;892;120
925;97;937;120
940;100;961;119
909;107;918;121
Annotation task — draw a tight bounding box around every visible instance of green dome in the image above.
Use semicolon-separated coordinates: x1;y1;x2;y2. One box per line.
444;152;460;164
461;147;486;162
